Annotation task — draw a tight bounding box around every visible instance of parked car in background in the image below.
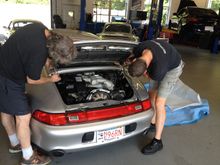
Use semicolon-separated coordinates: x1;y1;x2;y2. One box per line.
169;0;197;31
0;32;7;46
0;19;42;44
97;22;139;42
27;31;153;156
177;7;219;35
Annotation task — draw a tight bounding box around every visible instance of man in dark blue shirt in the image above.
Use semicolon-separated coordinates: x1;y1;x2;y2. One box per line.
0;23;76;165
128;40;184;155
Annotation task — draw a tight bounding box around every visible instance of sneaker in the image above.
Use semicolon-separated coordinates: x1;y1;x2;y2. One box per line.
21;151;51;165
141;138;163;155
9;144;22;153
143;123;156;135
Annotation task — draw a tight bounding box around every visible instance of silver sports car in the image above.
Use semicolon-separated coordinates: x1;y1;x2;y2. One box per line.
27;37;153;156
97;22;139;42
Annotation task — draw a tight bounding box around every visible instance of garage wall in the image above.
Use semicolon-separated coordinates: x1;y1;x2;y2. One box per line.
86;0;94;13
194;0;209;8
0;3;50;28
51;0;210;29
86;0;209;22
170;0;180;16
51;0;140;29
52;0;95;29
51;0;81;29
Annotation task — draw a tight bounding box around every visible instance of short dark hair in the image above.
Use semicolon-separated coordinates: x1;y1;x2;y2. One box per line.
133;44;145;58
128;58;147;77
47;32;77;65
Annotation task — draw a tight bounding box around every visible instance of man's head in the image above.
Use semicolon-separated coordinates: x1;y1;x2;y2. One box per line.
128;58;147;77
47;32;77;65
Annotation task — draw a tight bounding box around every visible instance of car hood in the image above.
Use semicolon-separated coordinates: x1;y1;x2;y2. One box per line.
56;40;138;67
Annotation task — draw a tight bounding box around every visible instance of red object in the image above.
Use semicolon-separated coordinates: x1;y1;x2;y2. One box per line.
32;99;151;126
188;17;198;23
159;31;174;39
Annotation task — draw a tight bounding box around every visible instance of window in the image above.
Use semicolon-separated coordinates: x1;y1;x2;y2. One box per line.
208;0;220;14
93;0;127;23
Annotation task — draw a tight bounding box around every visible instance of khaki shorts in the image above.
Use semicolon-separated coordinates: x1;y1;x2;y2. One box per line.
149;60;184;99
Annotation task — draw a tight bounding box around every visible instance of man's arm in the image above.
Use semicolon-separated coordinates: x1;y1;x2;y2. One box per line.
27;74;61;85
45;57;55;69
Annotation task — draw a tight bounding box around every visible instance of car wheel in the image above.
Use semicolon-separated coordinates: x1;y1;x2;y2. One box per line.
178;22;191;42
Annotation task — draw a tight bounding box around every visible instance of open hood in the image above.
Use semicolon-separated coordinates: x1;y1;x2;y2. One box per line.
177;0;197;13
58;40;138;67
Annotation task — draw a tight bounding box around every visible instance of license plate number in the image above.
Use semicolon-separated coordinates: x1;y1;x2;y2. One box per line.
97;126;124;143
205;26;214;32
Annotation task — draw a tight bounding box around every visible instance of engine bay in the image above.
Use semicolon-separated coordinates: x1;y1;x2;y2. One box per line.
56;70;134;105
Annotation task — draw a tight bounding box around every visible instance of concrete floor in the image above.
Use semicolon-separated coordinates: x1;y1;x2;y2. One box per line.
0;45;220;165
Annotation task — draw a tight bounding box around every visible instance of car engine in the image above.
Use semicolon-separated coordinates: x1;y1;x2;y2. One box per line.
56;70;133;105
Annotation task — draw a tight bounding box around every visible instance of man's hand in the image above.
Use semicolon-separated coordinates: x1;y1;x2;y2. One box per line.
27;74;61;85
50;74;61;83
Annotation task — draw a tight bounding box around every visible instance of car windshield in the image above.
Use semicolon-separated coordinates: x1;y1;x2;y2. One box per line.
188;8;217;17
104;24;131;33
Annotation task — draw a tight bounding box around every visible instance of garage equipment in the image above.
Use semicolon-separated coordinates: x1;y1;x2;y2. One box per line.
146;0;164;40
80;0;86;31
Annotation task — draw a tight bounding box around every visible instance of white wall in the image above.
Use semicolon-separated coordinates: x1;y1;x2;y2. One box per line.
0;4;50;28
194;0;209;8
51;0;94;29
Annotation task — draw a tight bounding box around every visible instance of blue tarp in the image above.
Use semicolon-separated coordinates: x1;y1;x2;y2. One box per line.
165;99;209;126
144;81;210;127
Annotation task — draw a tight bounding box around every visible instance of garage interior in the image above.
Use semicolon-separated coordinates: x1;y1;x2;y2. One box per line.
0;0;220;165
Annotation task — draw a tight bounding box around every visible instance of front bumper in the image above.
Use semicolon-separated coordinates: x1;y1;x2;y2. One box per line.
31;109;153;153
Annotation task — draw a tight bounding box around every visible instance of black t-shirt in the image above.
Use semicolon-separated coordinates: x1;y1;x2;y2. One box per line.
0;23;48;85
133;40;181;81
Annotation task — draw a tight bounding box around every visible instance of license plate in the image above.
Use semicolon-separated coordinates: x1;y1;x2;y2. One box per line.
97;126;124;143
205;26;214;32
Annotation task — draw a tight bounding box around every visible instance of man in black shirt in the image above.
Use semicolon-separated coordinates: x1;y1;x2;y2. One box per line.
0;23;76;165
128;40;184;155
